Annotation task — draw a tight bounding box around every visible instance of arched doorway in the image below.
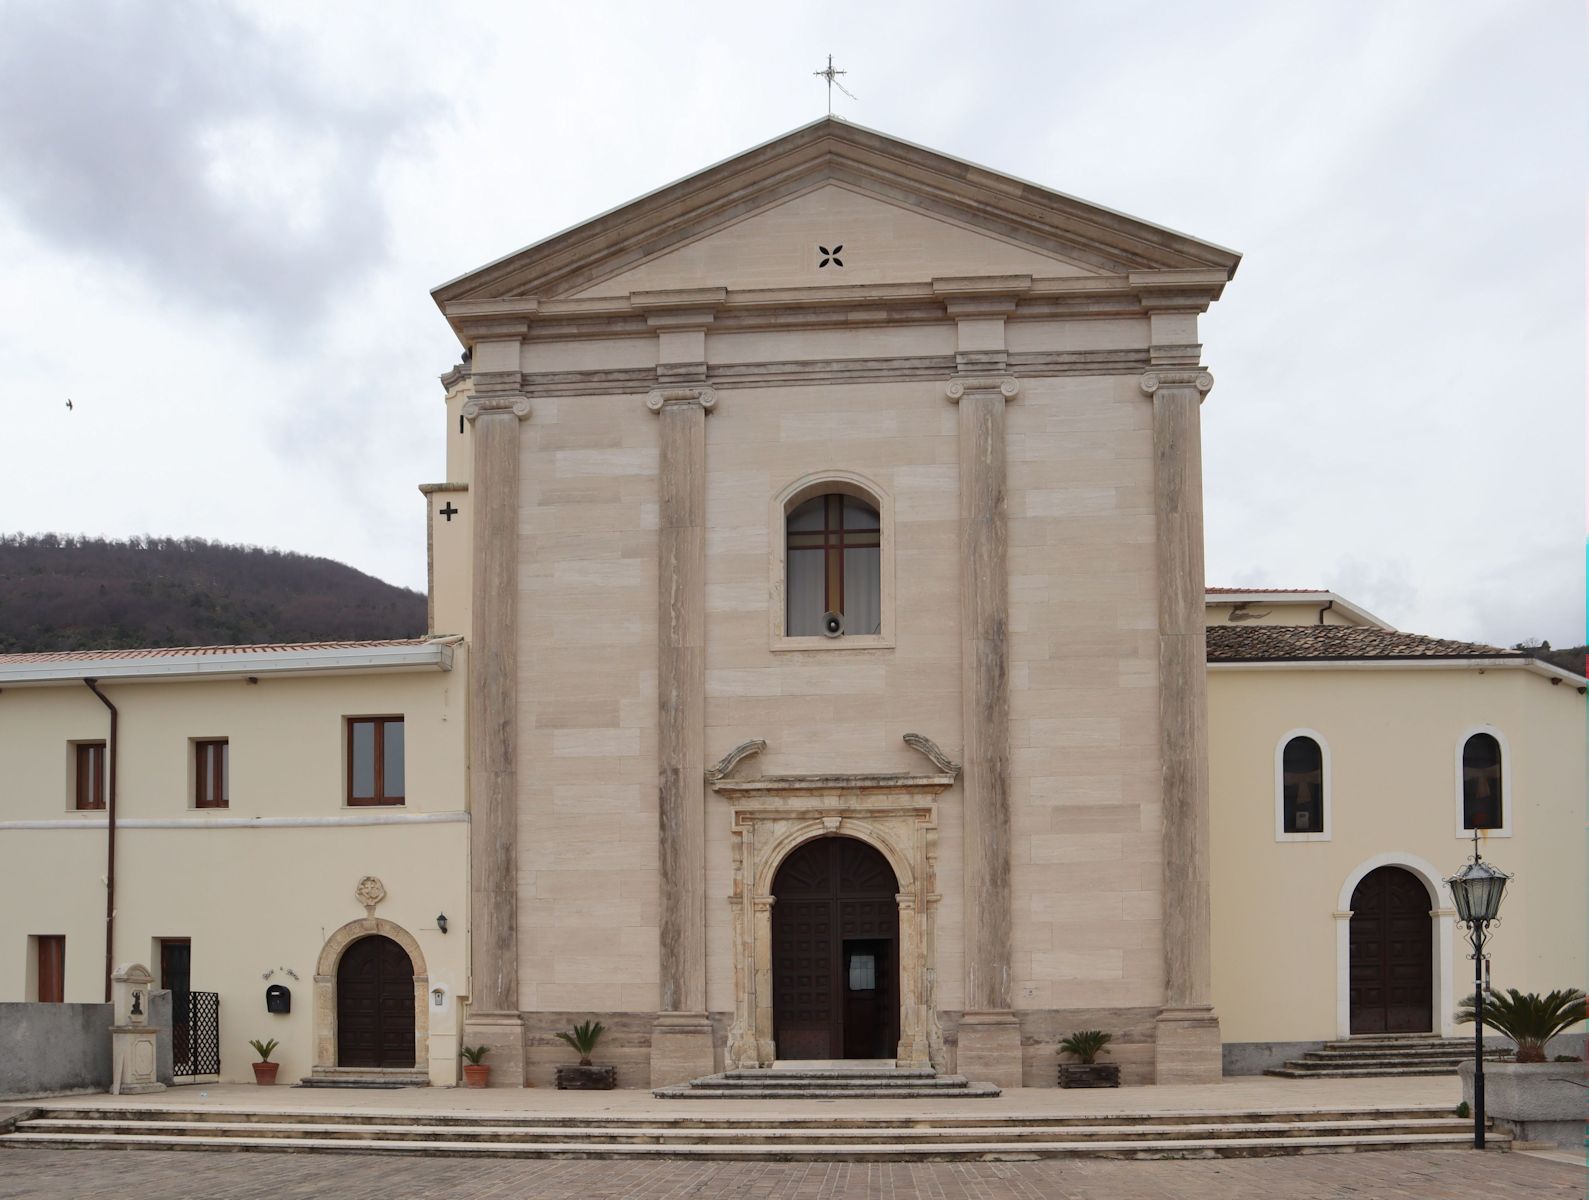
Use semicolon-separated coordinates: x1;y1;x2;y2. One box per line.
1349;866;1433;1034
336;935;417;1068
771;836;899;1059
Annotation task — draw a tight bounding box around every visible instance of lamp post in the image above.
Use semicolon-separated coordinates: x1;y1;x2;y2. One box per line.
1445;831;1511;1149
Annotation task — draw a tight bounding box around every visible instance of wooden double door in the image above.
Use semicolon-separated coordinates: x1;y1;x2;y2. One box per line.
1349;866;1433;1034
336;935;416;1068
771;836;900;1060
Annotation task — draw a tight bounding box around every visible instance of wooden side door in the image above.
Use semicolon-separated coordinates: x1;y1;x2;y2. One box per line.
1349;866;1433;1034
336;936;415;1068
36;936;64;1003
160;939;192;1067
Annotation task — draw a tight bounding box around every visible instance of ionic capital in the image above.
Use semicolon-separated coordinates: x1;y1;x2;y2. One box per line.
461;396;532;422
1139;369;1214;397
646;386;718;414
945;375;1019;404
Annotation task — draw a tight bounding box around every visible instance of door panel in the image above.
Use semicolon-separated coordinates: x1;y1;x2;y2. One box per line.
1349;866;1433;1034
771;837;899;1059
336;935;415;1068
160;939;192;1068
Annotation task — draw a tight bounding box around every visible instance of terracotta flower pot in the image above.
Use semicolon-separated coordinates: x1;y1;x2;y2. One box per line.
463;1063;491;1088
252;1061;280;1086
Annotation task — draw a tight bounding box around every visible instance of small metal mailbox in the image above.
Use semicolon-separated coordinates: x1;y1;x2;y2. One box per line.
265;984;291;1014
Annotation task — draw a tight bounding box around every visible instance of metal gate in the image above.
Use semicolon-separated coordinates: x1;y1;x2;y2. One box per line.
173;990;220;1078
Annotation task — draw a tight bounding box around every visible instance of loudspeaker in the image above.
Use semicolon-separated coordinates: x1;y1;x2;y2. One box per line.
821;611;844;638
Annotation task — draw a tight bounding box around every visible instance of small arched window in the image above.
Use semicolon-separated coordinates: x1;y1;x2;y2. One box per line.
1281;735;1325;835
1462;732;1503;830
785;493;881;637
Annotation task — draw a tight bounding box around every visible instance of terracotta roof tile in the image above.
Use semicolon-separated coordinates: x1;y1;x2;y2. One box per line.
1207;625;1518;663
1206;586;1326;595
0;639;433;666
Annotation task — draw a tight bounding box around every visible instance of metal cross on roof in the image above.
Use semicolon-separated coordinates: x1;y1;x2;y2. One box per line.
813;54;856;116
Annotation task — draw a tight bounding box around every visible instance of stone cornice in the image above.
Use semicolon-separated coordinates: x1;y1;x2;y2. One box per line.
711;773;956;799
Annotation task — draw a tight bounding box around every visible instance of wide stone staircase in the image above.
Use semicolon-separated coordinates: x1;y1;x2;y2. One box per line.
653;1065;999;1100
0;1102;1503;1160
1266;1034;1508;1079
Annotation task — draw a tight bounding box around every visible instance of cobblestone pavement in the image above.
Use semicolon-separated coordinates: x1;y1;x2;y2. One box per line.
0;1149;1581;1199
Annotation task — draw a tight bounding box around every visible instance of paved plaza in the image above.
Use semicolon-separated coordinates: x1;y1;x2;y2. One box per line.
0;1146;1581;1199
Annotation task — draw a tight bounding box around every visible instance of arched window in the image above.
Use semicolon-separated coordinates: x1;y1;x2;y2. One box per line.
1461;732;1503;830
785;493;881;637
1281;735;1325;835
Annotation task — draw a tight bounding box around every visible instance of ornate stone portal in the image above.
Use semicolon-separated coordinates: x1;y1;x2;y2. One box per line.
708;736;957;1070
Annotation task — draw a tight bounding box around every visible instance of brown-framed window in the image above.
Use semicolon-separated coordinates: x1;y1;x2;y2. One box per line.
36;935;64;1003
74;742;106;810
1462;732;1503;830
194;740;228;809
347;717;405;806
785;493;881;637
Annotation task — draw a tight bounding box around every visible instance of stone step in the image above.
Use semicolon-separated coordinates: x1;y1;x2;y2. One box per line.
11;1116;1484;1146
723;1067;939;1079
652;1085;1004;1100
0;1128;1506;1161
26;1105;1465;1131
686;1080;978;1087
297;1068;430;1090
1324;1038;1481;1051
1277;1055;1487;1068
1264;1066;1466;1079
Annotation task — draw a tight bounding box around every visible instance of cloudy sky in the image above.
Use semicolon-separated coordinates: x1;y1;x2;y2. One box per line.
2;0;1582;646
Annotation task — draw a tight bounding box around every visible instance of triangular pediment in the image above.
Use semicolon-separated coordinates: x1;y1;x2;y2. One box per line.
565;181;1098;298
433;119;1239;311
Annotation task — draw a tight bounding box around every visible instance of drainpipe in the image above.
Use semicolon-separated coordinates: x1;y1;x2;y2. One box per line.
84;678;117;1003
1317;600;1334;625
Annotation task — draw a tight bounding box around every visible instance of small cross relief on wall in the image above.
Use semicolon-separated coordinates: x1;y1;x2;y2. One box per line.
818;244;844;268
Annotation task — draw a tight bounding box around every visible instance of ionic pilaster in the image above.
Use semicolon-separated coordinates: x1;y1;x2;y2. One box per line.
463;372;531;1086
1141;366;1222;1082
648;385;716;1085
946;374;1018;1027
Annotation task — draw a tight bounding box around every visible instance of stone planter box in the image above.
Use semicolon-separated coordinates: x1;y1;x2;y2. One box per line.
1459;1060;1586;1150
1058;1062;1120;1089
556;1064;617;1090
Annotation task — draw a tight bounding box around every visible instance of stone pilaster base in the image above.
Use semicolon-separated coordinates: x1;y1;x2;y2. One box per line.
1154;1005;1222;1084
956;1009;1023;1088
649;1011;716;1087
462;1011;526;1087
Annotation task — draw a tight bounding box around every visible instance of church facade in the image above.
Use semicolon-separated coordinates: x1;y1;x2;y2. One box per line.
430;118;1243;1088
1;121;1580;1093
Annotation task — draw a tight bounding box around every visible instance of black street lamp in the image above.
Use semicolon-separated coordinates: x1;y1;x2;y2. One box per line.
1445;831;1511;1149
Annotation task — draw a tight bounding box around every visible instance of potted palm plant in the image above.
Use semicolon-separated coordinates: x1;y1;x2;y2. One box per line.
248;1038;280;1085
554;1020;615;1089
461;1045;490;1088
1057;1030;1120;1088
1456;987;1587;1151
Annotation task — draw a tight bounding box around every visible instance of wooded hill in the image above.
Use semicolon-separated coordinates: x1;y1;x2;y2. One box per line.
0;535;426;653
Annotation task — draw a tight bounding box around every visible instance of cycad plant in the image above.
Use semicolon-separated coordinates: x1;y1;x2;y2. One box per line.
555;1020;607;1066
1058;1030;1112;1065
248;1038;279;1063
1455;988;1585;1063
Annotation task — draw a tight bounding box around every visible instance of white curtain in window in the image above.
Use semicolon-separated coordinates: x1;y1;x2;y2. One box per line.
843;547;881;634
787;550;825;635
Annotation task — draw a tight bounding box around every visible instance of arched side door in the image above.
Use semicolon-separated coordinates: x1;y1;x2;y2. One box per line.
336;934;417;1068
1348;866;1433;1034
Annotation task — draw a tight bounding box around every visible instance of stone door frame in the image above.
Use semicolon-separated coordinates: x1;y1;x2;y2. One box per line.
712;764;955;1071
314;917;430;1071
